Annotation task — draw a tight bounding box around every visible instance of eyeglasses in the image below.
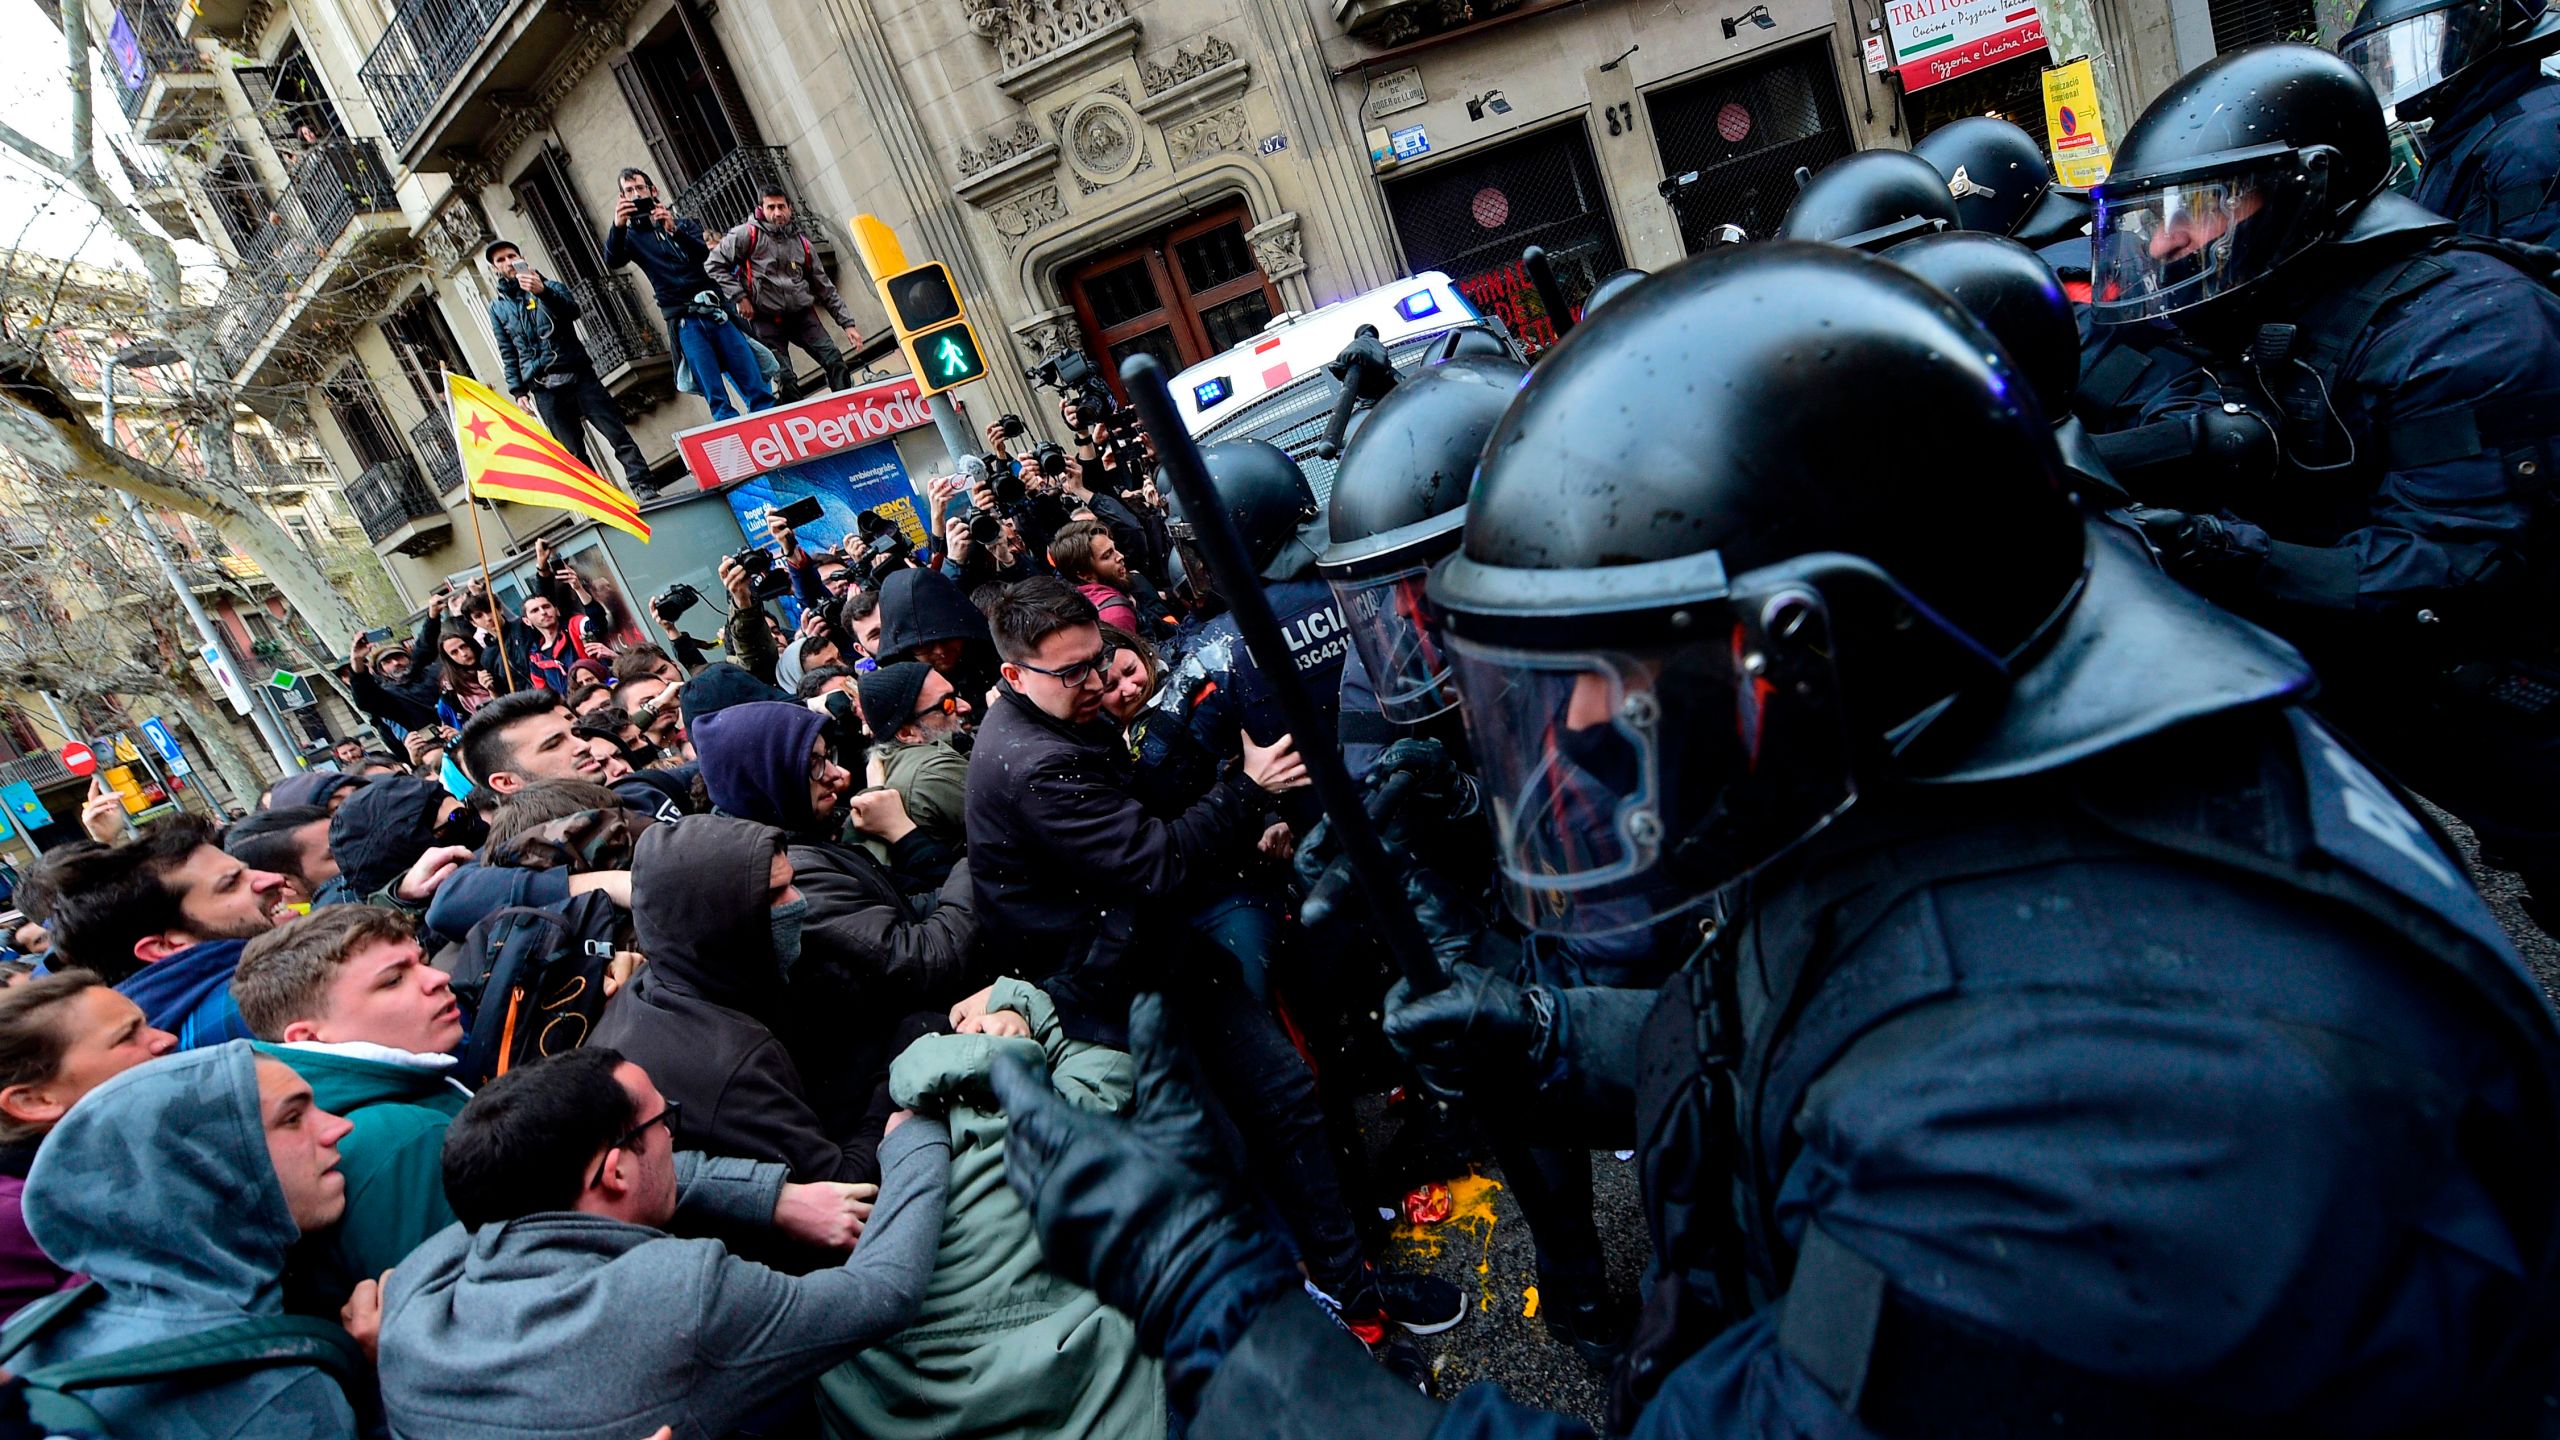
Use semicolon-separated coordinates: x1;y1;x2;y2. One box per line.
1012;644;1118;689
590;1101;680;1190
901;693;965;727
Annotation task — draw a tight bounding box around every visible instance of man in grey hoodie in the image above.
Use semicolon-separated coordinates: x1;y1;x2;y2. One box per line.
16;1040;365;1438
378;1044;949;1438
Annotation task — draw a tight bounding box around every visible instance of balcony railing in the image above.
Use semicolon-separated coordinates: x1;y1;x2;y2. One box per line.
411;412;463;493
671;147;831;247
207;138;402;377
110;0;206;120
357;0;513;151
346;456;445;543
0;749;75;792
560;274;668;377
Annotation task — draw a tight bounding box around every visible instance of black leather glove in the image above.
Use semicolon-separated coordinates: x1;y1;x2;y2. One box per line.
989;993;1298;1359
2120;504;2270;576
1381;940;1555;1102
1295;738;1483;925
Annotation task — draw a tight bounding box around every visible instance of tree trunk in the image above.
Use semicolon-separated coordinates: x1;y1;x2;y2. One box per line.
151;687;267;813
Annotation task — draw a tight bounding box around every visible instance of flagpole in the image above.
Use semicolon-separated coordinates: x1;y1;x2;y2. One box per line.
443;366;520;694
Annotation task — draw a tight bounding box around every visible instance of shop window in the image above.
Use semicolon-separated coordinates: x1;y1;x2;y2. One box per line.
1063;205;1282;402
1905;48;2054;160
1382;122;1626;348
2208;0;2322;50
1648;42;1856;252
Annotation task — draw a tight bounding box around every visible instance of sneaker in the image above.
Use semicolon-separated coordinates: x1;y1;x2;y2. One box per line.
1372;1271;1466;1336
1539;1274;1631;1368
1306;1279;1433;1395
1373;1336;1431;1395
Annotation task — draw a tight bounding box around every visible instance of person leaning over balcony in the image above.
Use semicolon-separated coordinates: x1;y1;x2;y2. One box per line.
484;239;659;501
704;188;860;403
601;168;775;423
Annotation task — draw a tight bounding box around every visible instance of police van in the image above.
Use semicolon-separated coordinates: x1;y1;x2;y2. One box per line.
1165;271;1519;504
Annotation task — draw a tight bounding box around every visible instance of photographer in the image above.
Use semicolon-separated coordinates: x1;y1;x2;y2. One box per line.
484;239;655;499
349;612;443;739
601;168;773;422
930;475;1038;593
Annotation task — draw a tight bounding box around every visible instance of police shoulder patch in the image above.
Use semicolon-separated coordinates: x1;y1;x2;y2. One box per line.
2285;710;2516;960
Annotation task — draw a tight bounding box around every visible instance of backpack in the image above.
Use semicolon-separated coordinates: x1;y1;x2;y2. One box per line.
444;890;621;1087
739;221;817;306
0;1281;367;1436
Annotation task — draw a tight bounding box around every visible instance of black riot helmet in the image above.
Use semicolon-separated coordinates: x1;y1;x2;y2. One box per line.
1881;231;2080;423
1163;440;1322;606
2342;0;2560;119
2091;45;2390;326
1911;116;2093;248
1578;268;1652;321
1320;353;1529;722
1777;150;1959;251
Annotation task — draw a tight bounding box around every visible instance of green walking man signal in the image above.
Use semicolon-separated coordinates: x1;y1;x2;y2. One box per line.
871;258;988;397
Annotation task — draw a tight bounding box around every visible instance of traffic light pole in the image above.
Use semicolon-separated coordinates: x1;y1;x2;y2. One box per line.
927;395;977;474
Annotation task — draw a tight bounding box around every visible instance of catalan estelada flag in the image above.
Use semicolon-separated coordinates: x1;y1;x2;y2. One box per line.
445;371;651;542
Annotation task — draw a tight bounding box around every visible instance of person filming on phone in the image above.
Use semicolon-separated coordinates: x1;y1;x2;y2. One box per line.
483;239;657;500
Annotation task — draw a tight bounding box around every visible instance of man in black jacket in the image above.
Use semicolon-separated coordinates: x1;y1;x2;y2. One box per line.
348;622;441;740
484;239;654;498
599;168;772;422
964;579;1450;1361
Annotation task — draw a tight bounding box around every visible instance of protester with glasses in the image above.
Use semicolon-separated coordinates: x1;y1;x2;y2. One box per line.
856;661;975;854
378;1045;948;1438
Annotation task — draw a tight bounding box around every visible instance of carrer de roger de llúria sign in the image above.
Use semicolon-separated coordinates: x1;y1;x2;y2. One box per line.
674;375;935;490
1883;0;2044;94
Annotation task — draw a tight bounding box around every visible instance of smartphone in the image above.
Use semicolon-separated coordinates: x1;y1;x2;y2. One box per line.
776;495;826;528
359;626;396;647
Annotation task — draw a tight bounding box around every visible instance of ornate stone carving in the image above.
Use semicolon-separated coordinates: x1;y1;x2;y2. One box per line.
989;184;1067;253
1245;212;1306;282
959;118;1047;177
1141;36;1236;96
1167;104;1252;168
1338;0;1528;46
1013;306;1085;362
1056;89;1147;191
419;198;494;275
962;0;1129;72
471;0;644;176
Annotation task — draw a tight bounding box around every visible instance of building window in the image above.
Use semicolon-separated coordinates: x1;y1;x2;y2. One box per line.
609;0;761;199
1382;122;1626;349
320;368;406;470
1063;205;1282;402
236;40;342;148
2208;0;2322;50
1648;43;1856;254
380;294;470;414
1904;47;2053;159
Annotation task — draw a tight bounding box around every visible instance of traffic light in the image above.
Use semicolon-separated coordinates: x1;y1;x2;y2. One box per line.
875;261;987;396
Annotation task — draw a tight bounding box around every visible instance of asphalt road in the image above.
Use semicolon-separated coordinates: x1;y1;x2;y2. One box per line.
1363;806;2557;1431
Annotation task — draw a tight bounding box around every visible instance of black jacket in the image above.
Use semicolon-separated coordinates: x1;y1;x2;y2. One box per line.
596;815;882;1184
600;215;718;325
876;568;998;703
486;278;594;393
352;612;449;735
963;686;1265;1044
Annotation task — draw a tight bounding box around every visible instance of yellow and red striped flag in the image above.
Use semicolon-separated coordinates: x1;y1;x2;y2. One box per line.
444;371;651;541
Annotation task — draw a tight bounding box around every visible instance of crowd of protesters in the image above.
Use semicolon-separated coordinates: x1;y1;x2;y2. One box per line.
0;387;1512;1439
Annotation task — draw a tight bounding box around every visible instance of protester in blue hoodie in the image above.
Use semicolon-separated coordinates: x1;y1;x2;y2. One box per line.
29;815;289;1048
15;1040;364;1438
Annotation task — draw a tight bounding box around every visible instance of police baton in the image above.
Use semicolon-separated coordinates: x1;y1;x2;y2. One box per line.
1122;354;1449;997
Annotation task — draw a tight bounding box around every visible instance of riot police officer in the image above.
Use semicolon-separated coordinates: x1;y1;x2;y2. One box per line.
1911;114;2093;250
984;243;2560;1437
2342;0;2560;245
1775;148;1957;250
2094;43;2560;925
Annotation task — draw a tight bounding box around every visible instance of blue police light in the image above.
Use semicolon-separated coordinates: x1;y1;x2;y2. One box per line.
1193;376;1232;409
1396;290;1441;321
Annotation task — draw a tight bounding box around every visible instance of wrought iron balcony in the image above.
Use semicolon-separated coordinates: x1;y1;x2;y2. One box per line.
560;274;669;380
108;0;210;130
207;138;404;380
0;749;74;793
346;456;446;544
357;0;514;152
411;412;463;493
671;147;833;249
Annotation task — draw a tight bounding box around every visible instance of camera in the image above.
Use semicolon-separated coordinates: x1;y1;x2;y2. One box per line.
996;414;1027;440
729;545;794;602
1033;441;1068;478
651;582;702;622
855;509;912;562
992;465;1027;508
1027;348;1102;395
969;512;1003;547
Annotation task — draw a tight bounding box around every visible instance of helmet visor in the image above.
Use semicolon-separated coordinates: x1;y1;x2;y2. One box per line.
1334;568;1458;723
1449;607;1857;937
2089;158;2328;323
2342;0;2504;112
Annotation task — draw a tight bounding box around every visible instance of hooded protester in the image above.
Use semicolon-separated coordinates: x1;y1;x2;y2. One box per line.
818;976;1162;1440
677;660;793;731
267;771;367;815
594;815;885;1183
687;705;979;1145
12;1042;363;1438
875;568;998;703
329;776;481;906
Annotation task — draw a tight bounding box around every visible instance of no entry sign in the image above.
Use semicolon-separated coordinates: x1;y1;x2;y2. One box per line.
59;741;95;777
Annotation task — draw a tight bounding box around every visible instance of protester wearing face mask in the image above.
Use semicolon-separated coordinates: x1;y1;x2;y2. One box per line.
594;816;900;1184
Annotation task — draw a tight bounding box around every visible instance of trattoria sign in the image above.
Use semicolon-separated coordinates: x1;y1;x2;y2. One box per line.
674;375;934;491
1884;0;2044;94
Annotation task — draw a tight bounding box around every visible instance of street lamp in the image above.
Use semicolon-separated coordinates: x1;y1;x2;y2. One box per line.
99;345;303;774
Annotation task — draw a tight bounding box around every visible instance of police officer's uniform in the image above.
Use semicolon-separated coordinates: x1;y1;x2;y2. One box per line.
2343;0;2560;247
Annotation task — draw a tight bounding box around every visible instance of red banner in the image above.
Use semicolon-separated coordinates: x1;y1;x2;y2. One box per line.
674;376;933;491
